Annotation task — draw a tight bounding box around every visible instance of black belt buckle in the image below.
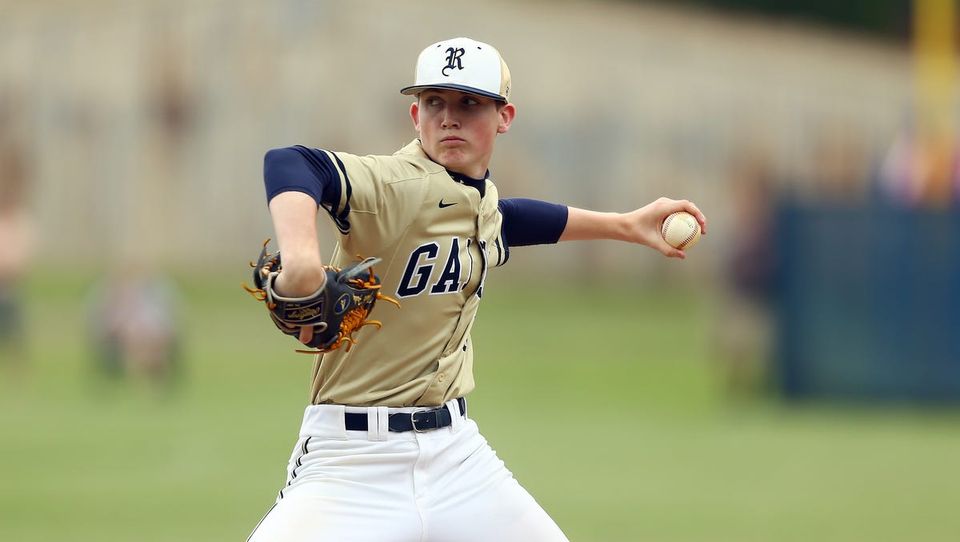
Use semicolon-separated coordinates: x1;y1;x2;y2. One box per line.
410;408;435;433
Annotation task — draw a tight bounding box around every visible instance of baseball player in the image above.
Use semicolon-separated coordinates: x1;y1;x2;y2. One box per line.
246;37;707;542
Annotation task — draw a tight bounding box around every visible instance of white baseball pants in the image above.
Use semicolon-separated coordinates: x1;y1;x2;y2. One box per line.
247;399;569;542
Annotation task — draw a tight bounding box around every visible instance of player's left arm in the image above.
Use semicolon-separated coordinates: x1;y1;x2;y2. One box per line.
498;197;706;259
560;198;707;259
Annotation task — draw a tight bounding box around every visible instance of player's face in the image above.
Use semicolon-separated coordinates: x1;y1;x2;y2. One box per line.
410;89;515;178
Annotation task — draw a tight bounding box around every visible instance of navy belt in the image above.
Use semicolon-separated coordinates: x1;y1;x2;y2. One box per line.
344;398;467;433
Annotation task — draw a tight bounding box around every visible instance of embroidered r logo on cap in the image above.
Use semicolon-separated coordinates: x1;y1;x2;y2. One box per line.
442;47;465;76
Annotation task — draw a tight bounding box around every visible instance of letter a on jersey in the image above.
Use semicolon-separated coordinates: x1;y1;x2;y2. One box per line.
430;238;461;294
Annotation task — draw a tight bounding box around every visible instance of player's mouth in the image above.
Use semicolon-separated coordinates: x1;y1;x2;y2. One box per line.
440;136;466;144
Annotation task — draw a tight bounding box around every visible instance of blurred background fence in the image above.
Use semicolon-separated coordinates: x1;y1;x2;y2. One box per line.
1;0;914;272
776;202;960;400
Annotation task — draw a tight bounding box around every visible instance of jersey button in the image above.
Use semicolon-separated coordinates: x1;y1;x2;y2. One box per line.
438;373;446;383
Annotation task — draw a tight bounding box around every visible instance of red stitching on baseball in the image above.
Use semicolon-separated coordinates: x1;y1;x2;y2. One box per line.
661;214;675;238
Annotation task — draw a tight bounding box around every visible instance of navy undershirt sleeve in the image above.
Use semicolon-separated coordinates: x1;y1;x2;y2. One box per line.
497;198;569;247
262;146;342;209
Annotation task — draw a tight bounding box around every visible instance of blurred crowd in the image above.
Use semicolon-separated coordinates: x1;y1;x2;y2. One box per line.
0;97;35;371
86;265;182;391
1;91;182;390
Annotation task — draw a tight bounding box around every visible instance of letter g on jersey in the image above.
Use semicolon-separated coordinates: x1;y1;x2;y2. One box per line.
398;243;440;298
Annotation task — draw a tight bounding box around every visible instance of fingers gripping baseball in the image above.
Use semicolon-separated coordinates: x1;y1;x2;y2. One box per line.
626;197;706;258
243;239;400;353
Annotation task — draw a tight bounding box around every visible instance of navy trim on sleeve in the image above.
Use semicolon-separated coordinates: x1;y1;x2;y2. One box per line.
263;146;351;233
493;236;507;266
328;152;353;234
497;198;569;248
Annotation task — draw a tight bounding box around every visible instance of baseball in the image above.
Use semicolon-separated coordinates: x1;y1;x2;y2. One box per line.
661;211;701;250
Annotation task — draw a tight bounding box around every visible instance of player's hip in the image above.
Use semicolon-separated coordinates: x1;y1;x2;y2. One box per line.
279;398;510;492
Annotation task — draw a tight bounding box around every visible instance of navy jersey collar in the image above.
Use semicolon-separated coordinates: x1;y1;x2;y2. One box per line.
447;169;488;198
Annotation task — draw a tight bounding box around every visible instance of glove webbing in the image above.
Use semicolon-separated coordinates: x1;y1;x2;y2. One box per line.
242;255;400;354
296;269;400;354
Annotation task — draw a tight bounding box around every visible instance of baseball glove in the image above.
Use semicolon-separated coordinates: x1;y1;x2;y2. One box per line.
243;239;399;353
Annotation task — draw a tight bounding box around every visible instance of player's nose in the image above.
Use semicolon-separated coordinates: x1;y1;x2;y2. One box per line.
440;108;460;128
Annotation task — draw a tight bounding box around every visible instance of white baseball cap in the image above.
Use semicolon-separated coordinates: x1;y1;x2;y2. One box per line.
400;37;511;103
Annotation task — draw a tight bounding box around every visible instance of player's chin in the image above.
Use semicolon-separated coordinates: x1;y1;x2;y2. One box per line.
435;151;472;171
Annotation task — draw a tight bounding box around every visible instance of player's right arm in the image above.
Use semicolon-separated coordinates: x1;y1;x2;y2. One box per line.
267;191;326;297
267;191;329;346
262;147;339;345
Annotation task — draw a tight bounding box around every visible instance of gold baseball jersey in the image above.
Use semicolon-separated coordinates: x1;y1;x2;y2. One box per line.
304;140;507;407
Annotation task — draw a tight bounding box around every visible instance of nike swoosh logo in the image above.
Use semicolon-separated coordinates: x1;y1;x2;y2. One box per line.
439;200;457;209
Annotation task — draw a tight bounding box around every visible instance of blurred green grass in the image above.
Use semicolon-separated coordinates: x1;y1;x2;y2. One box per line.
2;272;959;542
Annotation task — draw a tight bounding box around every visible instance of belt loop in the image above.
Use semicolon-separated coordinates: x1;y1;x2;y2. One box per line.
374;406;389;441
365;409;380;441
328;405;349;440
448;399;463;430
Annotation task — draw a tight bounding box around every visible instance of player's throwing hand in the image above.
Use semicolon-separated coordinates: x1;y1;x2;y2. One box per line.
624;197;707;259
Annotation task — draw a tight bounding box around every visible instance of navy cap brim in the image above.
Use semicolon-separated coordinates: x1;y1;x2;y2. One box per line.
400;83;507;102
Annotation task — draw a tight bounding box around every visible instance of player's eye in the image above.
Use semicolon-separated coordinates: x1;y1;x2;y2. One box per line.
425;96;443;107
462;97;479;106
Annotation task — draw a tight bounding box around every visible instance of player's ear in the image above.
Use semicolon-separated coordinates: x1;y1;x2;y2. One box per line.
496;103;516;134
410;101;421;132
